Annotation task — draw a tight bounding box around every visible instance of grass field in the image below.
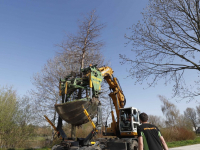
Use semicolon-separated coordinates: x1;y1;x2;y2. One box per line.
167;136;200;148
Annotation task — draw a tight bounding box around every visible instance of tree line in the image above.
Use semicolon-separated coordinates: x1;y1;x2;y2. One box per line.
3;0;200;148
148;95;199;141
149;95;200;131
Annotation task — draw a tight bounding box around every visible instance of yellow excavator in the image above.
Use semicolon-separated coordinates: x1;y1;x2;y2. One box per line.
46;65;140;150
98;66;140;139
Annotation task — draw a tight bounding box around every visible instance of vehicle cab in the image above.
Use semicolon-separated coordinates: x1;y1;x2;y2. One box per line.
119;107;140;137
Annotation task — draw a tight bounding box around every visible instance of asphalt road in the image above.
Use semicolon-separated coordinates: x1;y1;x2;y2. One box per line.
169;144;200;150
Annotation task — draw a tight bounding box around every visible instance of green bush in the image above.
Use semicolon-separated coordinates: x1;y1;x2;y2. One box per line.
0;87;34;148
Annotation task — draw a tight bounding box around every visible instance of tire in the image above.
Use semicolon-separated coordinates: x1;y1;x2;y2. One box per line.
52;145;65;150
129;140;138;150
133;140;138;150
79;145;101;150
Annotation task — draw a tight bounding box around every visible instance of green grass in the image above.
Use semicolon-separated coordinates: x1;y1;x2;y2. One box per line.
167;136;200;148
29;136;49;141
0;148;51;150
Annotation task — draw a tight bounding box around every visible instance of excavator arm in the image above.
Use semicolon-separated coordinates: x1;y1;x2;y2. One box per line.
97;66;126;136
98;66;126;109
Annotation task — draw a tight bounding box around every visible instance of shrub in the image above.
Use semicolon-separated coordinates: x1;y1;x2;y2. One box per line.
161;127;195;142
0;87;34;148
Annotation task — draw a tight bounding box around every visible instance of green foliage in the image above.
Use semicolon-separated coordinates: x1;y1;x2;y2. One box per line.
167;136;200;148
0;148;51;150
0;87;34;148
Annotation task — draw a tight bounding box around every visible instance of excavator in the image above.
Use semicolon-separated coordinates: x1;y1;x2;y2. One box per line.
46;65;140;150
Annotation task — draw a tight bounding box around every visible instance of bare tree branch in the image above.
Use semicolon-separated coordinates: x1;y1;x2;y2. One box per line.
121;0;200;100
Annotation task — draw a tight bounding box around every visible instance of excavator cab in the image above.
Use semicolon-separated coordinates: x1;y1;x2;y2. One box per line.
119;107;140;137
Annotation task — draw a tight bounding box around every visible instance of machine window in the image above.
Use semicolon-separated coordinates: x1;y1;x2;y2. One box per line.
120;109;132;131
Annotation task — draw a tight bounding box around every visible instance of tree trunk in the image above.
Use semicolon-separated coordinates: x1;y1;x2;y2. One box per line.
71;124;76;139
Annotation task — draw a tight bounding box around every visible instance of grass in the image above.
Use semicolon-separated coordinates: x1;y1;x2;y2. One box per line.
167;136;200;148
29;136;47;141
0;148;51;150
1;137;200;149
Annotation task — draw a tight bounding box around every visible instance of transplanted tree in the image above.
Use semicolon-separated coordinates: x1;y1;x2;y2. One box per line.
57;10;105;70
32;10;107;138
120;0;200;101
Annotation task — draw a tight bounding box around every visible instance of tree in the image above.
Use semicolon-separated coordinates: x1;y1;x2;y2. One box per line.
196;104;200;124
184;107;198;131
31;10;107;138
159;95;180;127
57;10;105;70
31;56;66;126
0;87;34;148
178;114;193;130
148;115;164;128
120;0;200;101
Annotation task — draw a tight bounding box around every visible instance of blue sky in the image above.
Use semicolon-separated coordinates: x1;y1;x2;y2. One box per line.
0;0;198;117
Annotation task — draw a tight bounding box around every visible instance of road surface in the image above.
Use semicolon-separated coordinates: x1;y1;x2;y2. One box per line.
169;144;200;150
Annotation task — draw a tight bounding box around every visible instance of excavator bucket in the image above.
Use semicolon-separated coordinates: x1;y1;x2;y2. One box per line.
55;97;99;126
56;65;103;126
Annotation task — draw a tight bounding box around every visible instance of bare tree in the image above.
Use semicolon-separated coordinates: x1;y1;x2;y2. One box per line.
57;10;105;70
148;115;165;128
178;114;194;130
196;105;200;125
31;10;108;138
120;0;200;101
57;10;106;138
159;95;180;127
159;95;196;130
31;56;64;125
184;107;198;131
